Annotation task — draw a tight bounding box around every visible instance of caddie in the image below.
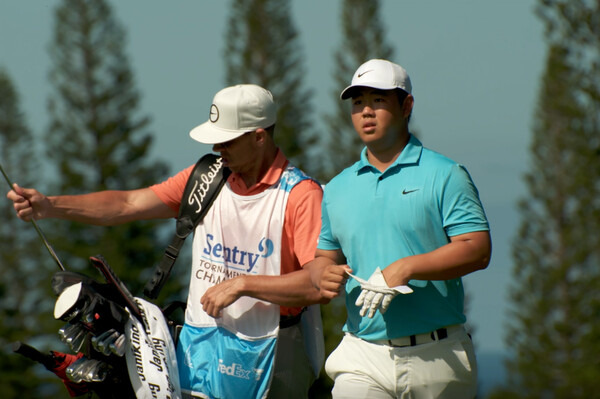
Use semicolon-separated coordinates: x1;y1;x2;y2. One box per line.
7;84;325;399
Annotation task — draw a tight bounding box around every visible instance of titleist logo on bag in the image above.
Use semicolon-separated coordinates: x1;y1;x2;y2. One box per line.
186;157;224;214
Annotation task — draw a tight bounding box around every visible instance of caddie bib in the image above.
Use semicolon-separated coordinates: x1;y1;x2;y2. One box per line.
177;166;310;399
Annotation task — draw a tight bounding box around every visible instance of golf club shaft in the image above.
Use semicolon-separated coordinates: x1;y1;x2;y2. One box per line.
0;163;66;271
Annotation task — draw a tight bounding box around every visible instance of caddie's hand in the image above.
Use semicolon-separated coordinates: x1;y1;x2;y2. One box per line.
352;267;413;318
200;277;244;318
316;264;350;300
6;183;49;221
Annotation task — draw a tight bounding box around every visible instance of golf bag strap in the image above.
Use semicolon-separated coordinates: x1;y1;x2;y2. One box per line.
144;153;230;299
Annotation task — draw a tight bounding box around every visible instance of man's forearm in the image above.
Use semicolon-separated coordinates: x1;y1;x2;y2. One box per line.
384;231;492;286
239;270;326;307
47;191;130;225
46;189;174;225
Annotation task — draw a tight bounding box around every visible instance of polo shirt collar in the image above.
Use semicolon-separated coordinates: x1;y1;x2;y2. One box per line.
228;148;288;195
355;134;423;174
260;148;288;186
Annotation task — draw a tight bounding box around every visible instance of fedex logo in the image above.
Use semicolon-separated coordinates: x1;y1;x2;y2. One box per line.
218;359;264;381
203;234;274;273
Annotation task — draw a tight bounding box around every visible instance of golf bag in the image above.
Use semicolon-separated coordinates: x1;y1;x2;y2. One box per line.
11;154;229;398
16;255;182;399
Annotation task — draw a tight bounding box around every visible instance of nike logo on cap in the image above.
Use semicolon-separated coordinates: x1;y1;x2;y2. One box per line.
357;69;373;78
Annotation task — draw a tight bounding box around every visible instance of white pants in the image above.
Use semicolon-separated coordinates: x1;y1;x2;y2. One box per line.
325;326;477;399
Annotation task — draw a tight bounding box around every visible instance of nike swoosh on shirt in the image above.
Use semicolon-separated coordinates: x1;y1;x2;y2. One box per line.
402;188;419;195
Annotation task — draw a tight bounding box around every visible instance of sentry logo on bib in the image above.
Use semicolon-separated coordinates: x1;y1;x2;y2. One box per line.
202;234;274;273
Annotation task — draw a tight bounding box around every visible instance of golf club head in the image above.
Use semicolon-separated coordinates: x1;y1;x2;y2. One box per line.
109;334;127;357
54;281;129;334
92;329;119;356
59;323;82;342
66;356;89;383
52;271;99;296
100;332;120;357
54;282;87;322
82;359;109;383
68;327;89;353
91;328;112;346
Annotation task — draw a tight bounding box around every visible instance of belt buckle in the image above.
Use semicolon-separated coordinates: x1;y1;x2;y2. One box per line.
387;335;416;347
388;328;449;348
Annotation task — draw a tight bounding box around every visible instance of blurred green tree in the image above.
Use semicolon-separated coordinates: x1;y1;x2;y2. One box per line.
489;1;600;397
223;0;316;174
319;0;394;182
0;67;60;398
44;0;173;299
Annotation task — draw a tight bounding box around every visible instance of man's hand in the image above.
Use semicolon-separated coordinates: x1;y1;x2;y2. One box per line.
310;263;350;300
352;267;413;318
6;183;50;221
200;277;245;318
306;249;350;301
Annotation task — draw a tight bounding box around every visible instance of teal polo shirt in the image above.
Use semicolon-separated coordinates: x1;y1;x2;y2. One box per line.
318;135;489;340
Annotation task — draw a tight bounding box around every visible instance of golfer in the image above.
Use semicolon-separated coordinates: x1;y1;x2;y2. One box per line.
308;59;491;398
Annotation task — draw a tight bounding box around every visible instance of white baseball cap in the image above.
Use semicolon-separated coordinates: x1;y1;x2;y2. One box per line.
340;59;412;100
190;84;277;144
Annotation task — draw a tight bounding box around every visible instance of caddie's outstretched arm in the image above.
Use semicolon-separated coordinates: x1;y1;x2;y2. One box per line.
7;183;175;225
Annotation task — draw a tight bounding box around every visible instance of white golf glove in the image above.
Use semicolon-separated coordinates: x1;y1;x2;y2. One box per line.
349;268;413;318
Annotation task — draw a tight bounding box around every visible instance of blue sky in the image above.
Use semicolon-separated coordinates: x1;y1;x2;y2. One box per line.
0;1;547;357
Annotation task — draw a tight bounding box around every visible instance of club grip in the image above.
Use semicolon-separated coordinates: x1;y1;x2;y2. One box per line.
12;341;55;369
